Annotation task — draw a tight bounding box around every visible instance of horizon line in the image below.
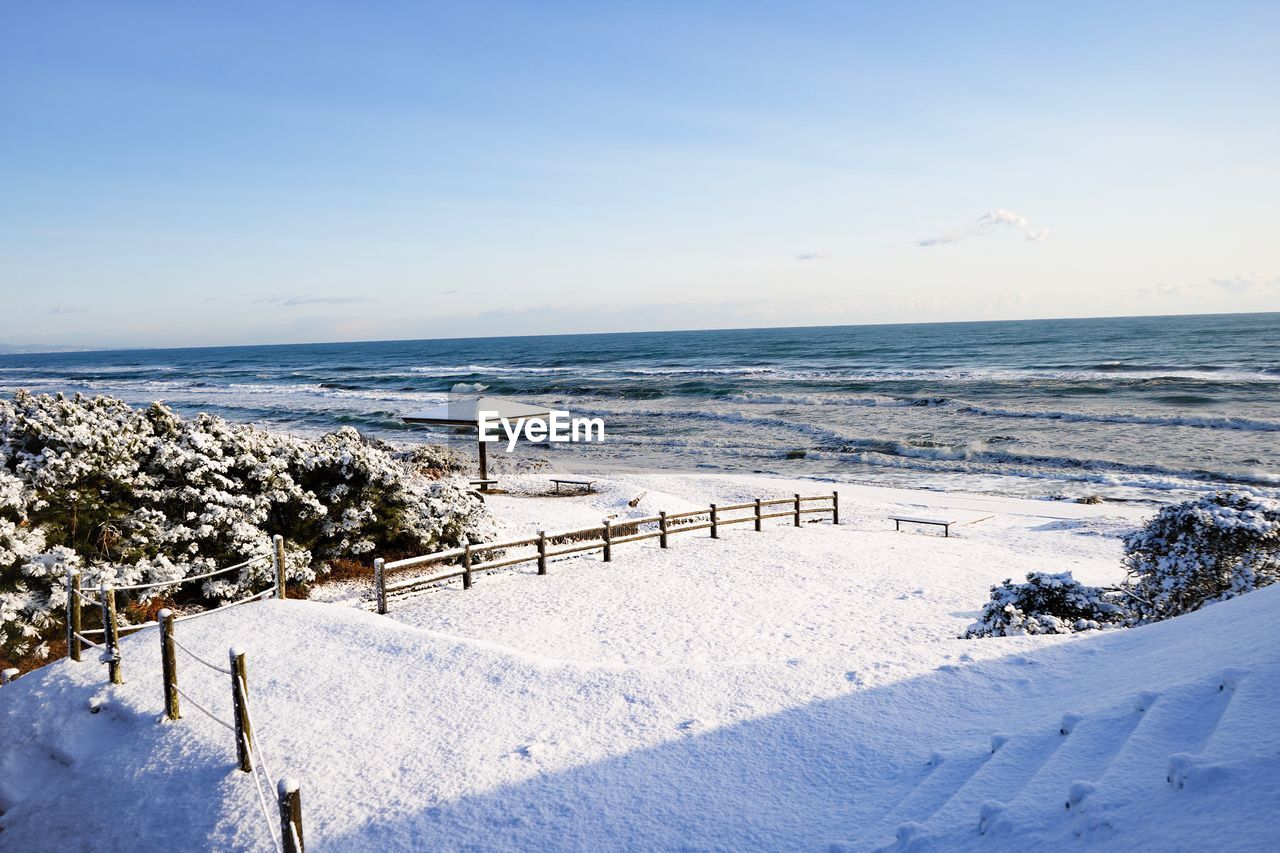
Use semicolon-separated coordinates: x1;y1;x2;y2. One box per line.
2;307;1277;358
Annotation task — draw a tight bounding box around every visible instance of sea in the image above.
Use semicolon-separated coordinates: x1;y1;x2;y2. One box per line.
2;313;1278;504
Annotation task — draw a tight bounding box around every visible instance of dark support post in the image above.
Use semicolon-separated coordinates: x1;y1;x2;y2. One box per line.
230;647;253;773
67;569;82;662
754;499;762;532
279;779;304;853
537;531;547;575
710;504;718;539
602;519;612;562
477;434;490;492
463;544;473;590
160;609;179;721
102;585;123;684
373;558;387;614
794;494;802;527
273;534;287;599
832;491;840;525
659;512;669;548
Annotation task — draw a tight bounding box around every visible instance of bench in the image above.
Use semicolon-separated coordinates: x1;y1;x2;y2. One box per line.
469;478;498;492
551;478;596;494
890;514;959;537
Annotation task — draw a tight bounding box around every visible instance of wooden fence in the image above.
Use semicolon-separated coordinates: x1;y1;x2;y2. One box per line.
373;491;840;614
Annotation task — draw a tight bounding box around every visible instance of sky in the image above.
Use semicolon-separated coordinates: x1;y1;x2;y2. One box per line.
2;1;1279;349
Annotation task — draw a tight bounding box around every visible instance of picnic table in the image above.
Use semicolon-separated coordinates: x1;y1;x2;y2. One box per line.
551;478;596;494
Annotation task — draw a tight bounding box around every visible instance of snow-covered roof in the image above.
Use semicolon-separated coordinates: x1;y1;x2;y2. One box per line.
401;396;553;427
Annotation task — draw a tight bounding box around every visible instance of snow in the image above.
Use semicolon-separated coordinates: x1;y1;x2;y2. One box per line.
2;471;1278;851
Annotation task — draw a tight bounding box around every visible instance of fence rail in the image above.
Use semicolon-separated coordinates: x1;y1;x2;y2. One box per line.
374;491;839;613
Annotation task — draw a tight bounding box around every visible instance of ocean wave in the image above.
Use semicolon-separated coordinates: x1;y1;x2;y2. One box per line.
955;403;1280;432
408;364;577;375
841;449;1277;496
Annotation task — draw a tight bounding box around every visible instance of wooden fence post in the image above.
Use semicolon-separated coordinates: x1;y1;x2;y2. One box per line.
602;519;612;562
279;778;304;853
0;668;17;686
230;647;253;773
754;498;763;532
659;512;669;548
102;584;123;684
793;494;802;527
66;569;82;662
710;504;718;539
537;531;547;575
373;558;387;615
159;609;179;721
463;543;473;590
273;534;287;599
832;491;840;525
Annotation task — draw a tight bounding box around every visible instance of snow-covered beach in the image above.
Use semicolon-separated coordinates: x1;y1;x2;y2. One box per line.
3;468;1275;851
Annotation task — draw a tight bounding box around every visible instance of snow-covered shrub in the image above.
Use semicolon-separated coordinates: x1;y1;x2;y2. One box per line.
0;392;494;662
964;571;1125;638
397;443;473;479
1122;491;1280;620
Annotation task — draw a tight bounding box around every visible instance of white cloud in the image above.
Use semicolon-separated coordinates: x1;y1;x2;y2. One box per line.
48;304;88;315
917;209;1048;247
794;251;832;261
1209;273;1279;295
254;294;378;306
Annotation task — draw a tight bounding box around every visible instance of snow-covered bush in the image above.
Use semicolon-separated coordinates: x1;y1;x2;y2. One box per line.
397;443;473;478
964;571;1125;637
1122;491;1280;620
0;391;494;662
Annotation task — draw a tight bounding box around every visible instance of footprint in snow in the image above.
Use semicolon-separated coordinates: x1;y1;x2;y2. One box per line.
514;743;549;759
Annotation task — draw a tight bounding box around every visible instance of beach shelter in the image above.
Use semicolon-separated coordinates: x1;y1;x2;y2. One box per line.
402;396;553;487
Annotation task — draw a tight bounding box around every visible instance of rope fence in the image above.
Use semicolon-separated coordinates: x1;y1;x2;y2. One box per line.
374;490;841;614
157;609;302;851
55;534;305;849
65;534;289;680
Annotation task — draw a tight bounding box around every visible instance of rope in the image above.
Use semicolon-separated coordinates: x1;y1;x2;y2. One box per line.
111;555;271;592
172;588;276;624
80;587;275;636
246;741;282;853
72;632;109;653
172;684;235;732
240;679;279;792
237;674;284;853
80;619;158;637
172;635;234;674
73;590;101;606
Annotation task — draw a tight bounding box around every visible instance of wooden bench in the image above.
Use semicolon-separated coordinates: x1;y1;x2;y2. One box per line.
890;514;959;537
551;478;596;494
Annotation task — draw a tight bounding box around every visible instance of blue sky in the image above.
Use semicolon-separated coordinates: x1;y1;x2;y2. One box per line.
2;1;1278;348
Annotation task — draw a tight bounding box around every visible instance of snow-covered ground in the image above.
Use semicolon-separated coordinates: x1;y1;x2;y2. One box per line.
2;471;1277;851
